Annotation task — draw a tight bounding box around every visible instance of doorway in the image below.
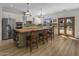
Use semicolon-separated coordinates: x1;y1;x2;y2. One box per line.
58;16;75;37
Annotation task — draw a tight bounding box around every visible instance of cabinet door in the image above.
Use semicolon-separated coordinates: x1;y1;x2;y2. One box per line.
66;17;75;37
58;18;65;35
2;18;8;40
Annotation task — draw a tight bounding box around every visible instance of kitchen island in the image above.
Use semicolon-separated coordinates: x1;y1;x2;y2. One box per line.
14;26;52;48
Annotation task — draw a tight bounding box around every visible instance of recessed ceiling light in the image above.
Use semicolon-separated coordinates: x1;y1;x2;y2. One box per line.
10;4;14;7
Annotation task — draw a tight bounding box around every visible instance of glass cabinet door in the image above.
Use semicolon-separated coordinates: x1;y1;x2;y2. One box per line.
58;18;65;35
66;17;74;36
66;19;72;35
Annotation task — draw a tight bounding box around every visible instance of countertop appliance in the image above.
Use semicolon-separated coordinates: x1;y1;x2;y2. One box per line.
16;22;23;29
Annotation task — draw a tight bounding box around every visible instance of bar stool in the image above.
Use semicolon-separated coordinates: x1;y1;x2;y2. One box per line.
43;29;49;43
26;30;38;52
13;30;20;47
48;26;54;41
38;30;45;44
13;30;17;41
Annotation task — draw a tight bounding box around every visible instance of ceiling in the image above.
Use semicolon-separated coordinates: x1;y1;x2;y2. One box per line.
0;3;79;16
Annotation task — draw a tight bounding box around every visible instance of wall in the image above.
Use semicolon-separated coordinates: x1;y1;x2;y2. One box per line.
49;8;79;38
2;11;23;22
0;7;2;40
3;11;43;25
0;11;23;40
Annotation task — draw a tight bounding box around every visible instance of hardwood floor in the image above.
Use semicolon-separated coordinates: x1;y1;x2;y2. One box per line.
0;34;79;56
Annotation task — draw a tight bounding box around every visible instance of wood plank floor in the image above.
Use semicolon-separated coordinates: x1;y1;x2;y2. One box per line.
0;35;79;56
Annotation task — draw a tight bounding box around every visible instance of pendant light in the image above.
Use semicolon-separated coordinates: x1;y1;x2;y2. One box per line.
25;3;32;16
38;8;43;18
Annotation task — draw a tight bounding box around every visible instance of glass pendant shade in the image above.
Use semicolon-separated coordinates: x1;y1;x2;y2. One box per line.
25;3;32;16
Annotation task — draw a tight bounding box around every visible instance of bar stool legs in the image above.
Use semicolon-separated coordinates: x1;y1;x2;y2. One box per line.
30;39;32;52
26;31;39;52
38;32;45;44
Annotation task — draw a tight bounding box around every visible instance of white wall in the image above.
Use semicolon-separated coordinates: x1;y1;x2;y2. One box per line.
49;8;79;38
0;7;2;40
2;11;23;22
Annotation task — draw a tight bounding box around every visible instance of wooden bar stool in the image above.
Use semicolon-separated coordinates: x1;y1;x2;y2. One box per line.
13;30;18;41
43;29;49;43
48;26;55;41
13;30;19;47
26;30;38;52
38;30;45;44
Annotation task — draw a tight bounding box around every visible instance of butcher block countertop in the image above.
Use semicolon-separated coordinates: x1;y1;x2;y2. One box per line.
15;26;51;33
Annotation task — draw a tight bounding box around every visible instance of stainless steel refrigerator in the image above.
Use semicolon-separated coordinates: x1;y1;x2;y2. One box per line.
2;18;16;40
